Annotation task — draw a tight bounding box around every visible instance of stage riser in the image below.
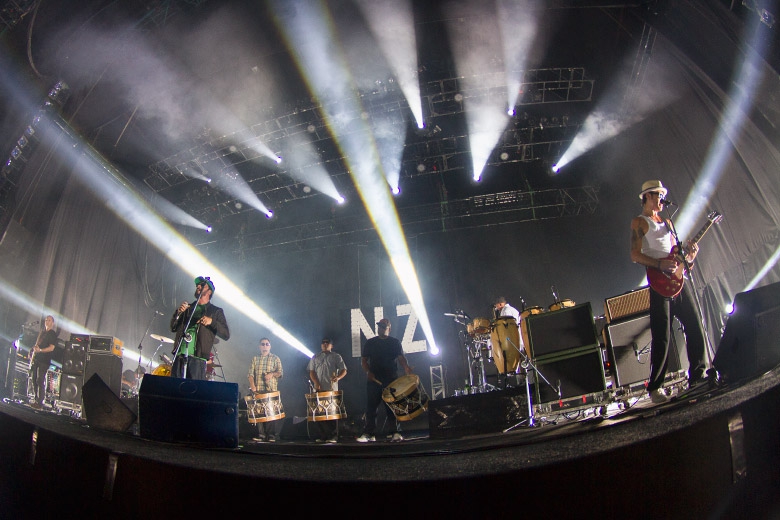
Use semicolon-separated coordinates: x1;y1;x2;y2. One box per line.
428;387;529;439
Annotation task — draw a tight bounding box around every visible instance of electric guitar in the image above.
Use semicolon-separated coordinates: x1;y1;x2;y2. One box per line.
646;211;723;298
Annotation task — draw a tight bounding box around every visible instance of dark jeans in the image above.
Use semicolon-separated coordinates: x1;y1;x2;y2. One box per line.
171;355;206;380
30;362;48;404
647;282;707;392
257;418;283;440
363;380;399;436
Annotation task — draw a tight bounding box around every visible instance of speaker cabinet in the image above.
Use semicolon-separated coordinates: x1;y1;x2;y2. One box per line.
58;372;82;405
62;337;88;375
138;375;239;448
82;373;137;432
428;387;528;439
84;353;122;397
714;282;780;382
604;313;689;388
533;347;606;404
525;302;598;359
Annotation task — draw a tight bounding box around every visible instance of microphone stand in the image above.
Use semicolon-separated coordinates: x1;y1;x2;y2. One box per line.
175;300;198;380
136;312;161;378
503;336;559;432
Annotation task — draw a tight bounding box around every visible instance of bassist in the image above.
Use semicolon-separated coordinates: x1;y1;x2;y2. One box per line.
630;180;707;403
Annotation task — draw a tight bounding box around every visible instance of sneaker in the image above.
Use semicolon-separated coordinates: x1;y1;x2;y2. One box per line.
326;437;338;444
391;432;404;442
356;434;376;443
650;388;670;404
315;438;325;443
252;436;266;442
268;436;277;442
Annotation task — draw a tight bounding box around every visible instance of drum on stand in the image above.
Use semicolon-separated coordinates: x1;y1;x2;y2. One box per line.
305;391;347;421
467;317;491;337
490;316;521;374
245;391;285;424
519;306;545;359
382;375;429;421
549;299;575;312
152;364;171;377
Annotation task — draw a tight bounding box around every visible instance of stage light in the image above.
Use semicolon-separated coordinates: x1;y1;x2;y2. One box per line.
17;136;28;148
725;302;735;314
552;164;560;173
275;156;282;164
500;152;509;161
507;108;515;117
302;185;311;193
337;195;345;204
235;202;242;210
206;178;212;183
392;186;400;195
265;210;274;218
417;121;425;129
206;226;212;233
416;163;426;173
307;124;316;133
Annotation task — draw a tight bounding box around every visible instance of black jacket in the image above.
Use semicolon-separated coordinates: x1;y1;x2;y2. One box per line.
170;301;230;359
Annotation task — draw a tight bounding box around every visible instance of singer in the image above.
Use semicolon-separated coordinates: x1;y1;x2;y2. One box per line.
169;276;230;380
630;180;707;403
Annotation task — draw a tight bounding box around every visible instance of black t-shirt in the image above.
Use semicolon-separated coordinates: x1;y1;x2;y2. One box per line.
32;329;58;367
362;335;404;385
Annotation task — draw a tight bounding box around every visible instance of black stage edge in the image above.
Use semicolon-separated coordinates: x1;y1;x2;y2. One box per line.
2;369;780;519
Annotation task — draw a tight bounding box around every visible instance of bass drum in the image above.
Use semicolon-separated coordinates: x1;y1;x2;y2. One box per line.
245;391;286;424
305;391;347;421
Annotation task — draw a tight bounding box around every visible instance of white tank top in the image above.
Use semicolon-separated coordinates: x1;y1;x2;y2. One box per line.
639;215;672;259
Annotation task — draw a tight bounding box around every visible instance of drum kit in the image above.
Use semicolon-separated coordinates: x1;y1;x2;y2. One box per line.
446;291;575;400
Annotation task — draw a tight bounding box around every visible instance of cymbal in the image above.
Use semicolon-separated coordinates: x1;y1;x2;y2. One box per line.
150;333;174;344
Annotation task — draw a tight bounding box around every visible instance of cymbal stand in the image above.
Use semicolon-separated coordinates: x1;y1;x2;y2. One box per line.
472;337;496;393
503;336;558;432
208;347;226;381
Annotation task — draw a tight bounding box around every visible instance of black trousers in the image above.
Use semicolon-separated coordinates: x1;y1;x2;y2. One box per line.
647;282;707;392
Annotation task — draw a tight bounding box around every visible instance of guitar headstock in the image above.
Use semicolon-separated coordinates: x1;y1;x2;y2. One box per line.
707;211;723;224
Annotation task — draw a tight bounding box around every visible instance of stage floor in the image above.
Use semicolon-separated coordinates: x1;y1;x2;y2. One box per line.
2;368;780;518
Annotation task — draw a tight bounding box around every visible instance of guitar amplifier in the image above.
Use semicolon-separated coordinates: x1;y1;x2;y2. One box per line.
604;287;650;323
88;336;124;357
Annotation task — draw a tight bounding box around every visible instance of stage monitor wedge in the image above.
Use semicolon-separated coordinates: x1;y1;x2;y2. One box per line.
139;375;239;448
714;282;780;382
82;373;137;432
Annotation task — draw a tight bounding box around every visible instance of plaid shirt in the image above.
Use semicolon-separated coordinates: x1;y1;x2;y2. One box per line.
248;353;283;393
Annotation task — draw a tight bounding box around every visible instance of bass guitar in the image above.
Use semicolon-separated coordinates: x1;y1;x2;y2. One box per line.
646;211;723;298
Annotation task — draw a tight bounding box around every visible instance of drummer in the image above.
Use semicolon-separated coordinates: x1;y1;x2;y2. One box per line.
356;318;413;443
307;338;347;443
248;338;284;442
494;296;521;324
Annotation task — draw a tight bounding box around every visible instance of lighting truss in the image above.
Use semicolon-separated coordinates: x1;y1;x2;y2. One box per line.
143;67;594;220
192;185;600;258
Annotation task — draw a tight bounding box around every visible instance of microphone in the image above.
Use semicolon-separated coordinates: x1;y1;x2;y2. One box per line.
660;198;677;206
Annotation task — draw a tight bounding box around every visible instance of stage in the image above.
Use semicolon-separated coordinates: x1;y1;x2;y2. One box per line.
2;367;780;519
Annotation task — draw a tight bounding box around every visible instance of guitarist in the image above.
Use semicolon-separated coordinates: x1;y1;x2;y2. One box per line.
29;315;58;409
630;180;706;404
